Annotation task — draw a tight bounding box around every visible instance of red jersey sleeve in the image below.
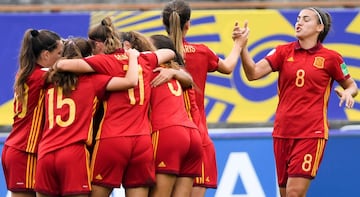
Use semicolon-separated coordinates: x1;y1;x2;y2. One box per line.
264;43;291;72
324;49;351;82
84;53;126;75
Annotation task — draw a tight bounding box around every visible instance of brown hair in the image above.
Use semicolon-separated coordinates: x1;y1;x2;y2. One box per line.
88;16;121;54
150;34;184;69
48;37;92;96
307;7;332;43
62;37;92;59
120;31;156;52
162;0;191;59
15;29;61;103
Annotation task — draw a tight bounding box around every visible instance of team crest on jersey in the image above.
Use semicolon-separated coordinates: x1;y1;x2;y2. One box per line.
313;57;325;69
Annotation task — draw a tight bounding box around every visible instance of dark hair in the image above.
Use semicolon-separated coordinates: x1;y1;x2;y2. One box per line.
150;34;184;67
48;37;92;96
62;37;92;59
88;16;121;54
15;29;61;103
307;7;332;43
162;0;191;59
120;31;156;52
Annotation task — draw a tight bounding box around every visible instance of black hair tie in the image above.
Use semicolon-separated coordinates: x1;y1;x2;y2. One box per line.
30;29;39;37
101;20;106;26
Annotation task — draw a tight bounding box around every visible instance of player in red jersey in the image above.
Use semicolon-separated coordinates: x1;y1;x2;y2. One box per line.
1;29;63;197
34;37;139;197
237;7;358;197
120;31;203;197
147;34;202;197
120;31;194;90
55;17;175;197
159;1;248;196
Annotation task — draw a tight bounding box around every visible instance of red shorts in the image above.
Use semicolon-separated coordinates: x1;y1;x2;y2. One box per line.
1;145;36;192
273;138;327;187
193;139;218;188
152;126;202;177
91;135;155;188
34;144;91;196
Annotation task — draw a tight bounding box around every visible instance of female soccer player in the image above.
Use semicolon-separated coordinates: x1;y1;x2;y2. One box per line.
34;37;139;197
148;34;202;197
1;29;63;197
237;7;358;197
158;1;248;196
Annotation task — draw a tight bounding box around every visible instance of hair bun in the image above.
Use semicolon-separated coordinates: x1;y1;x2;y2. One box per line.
30;29;39;37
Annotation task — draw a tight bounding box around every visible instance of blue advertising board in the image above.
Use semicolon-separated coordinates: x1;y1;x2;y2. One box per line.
1;128;360;197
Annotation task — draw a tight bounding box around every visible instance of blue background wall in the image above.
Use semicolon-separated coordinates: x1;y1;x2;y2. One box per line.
1;9;360;125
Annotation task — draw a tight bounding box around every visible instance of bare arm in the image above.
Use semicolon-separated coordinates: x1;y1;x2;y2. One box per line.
150;49;193;87
106;49;140;91
335;77;358;108
235;22;273;80
151;67;193;88
240;47;273;81
154;49;175;65
217;21;247;74
56;59;95;73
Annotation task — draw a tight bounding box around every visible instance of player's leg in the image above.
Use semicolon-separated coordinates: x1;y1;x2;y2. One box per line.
172;177;194;197
90;185;112;197
149;174;176;197
286;177;311;197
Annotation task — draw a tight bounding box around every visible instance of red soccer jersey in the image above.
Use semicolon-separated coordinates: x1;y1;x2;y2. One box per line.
265;41;350;139
84;49;158;138
150;74;197;131
5;64;47;153
38;74;111;159
183;40;219;144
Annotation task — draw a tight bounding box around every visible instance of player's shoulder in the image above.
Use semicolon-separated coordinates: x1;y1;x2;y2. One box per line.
184;42;212;55
184;42;208;48
320;45;341;57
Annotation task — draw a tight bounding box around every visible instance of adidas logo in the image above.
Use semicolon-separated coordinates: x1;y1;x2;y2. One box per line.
205;176;210;183
158;161;166;167
95;174;103;180
287;57;294;62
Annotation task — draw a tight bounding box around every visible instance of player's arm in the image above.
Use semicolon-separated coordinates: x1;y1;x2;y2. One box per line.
154;49;175;65
240;48;273;81
235;22;272;80
106;48;140;91
217;21;248;74
335;77;358;108
151;67;193;88
55;59;95;73
150;49;192;88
